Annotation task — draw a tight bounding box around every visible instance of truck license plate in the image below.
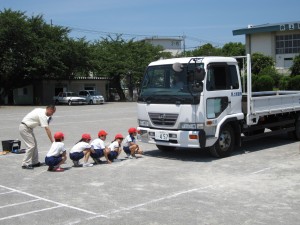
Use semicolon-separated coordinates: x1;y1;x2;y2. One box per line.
155;131;169;141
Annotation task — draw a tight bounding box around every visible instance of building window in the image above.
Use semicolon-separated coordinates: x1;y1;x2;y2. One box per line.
276;34;300;54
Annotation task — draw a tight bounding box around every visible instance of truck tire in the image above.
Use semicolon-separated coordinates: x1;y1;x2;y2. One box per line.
295;119;300;140
209;124;235;158
156;145;176;151
68;100;72;106
89;100;93;105
55;100;59;105
289;119;300;140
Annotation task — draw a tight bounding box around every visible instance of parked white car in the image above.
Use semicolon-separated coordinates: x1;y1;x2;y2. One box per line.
53;92;86;106
78;90;105;104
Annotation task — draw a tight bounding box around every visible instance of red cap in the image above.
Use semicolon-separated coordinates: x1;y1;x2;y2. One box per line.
54;132;64;139
115;133;124;139
82;133;91;140
128;127;137;134
98;130;108;137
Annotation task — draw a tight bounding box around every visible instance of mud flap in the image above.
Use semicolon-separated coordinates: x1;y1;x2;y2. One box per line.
198;130;206;148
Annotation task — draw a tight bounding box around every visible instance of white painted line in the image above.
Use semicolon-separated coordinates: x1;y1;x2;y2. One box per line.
0;184;97;215
0;205;63;221
0;199;40;209
70;185;214;224
250;167;271;174
0;190;15;195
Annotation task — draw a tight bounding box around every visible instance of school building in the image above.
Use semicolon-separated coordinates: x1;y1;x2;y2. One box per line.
233;21;300;73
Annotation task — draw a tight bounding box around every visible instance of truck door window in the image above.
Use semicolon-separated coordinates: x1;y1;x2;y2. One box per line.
206;97;229;119
207;64;239;91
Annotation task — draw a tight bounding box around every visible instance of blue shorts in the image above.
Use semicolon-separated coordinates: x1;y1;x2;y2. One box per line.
69;152;84;161
108;151;118;161
90;149;104;158
123;146;130;154
45;156;62;167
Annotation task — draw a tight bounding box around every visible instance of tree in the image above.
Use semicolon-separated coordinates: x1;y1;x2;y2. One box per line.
190;43;222;56
253;75;274;91
290;54;300;76
288;75;300;90
0;9;33;103
258;66;281;88
0;9;73;103
61;38;94;79
91;35;167;101
222;42;245;56
251;52;274;75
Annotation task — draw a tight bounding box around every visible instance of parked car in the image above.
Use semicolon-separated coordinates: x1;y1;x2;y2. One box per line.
78;90;105;104
53;92;86;106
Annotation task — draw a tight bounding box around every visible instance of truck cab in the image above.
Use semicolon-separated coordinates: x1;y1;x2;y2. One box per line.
137;56;243;156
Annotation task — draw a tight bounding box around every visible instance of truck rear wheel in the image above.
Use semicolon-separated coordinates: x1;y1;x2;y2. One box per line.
209;125;235;158
156;145;176;151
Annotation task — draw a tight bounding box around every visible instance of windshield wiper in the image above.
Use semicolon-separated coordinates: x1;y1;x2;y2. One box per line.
143;96;154;103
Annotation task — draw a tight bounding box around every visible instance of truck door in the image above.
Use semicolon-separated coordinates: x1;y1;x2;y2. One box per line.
204;63;241;121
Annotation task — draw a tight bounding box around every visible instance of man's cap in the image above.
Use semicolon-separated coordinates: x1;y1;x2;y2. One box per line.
82;133;91;140
98;130;108;137
54;132;64;139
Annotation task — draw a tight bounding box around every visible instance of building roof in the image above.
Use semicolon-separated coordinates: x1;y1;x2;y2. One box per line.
141;36;183;41
232;21;300;35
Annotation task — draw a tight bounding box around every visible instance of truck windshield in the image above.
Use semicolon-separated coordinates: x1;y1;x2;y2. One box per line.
138;63;203;104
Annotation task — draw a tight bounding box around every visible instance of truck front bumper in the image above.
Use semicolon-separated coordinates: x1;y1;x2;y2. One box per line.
138;127;217;149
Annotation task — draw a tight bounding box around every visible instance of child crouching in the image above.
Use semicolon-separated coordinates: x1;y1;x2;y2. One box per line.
107;133;124;163
69;133;93;167
45;132;67;172
90;130;110;164
123;127;143;159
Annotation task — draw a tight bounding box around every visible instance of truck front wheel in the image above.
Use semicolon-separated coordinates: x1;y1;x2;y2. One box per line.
156;145;176;151
209;125;235;158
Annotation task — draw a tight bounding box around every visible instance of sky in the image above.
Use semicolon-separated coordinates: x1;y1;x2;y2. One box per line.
1;0;300;50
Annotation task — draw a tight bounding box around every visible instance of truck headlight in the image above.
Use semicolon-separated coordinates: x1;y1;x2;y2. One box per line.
139;120;150;127
180;123;203;130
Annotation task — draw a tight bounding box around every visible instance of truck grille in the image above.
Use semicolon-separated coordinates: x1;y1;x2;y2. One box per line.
149;113;178;126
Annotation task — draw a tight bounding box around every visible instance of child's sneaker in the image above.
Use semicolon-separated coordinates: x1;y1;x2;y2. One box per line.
129;155;133;159
73;160;80;167
83;163;94;167
125;154;130;158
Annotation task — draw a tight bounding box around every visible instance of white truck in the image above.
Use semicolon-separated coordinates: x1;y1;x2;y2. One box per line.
137;54;300;157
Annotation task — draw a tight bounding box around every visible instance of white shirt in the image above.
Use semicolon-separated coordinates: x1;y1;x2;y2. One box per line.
70;142;91;153
22;108;49;128
91;138;106;150
108;141;121;152
123;135;135;147
46;142;66;157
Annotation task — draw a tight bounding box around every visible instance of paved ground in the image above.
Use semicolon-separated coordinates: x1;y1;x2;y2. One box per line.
0;102;299;225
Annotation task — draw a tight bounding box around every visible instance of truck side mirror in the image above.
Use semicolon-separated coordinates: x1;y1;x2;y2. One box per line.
172;62;183;72
194;67;205;81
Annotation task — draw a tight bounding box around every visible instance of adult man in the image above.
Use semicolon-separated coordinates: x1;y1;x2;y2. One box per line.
19;105;56;169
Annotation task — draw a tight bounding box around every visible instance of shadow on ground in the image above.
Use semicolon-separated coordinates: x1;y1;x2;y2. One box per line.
143;134;298;162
